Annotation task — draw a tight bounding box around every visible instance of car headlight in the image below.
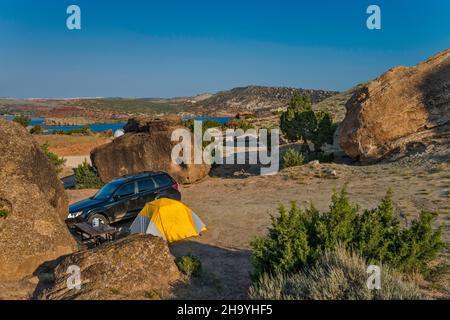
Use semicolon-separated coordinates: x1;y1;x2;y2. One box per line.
68;211;83;219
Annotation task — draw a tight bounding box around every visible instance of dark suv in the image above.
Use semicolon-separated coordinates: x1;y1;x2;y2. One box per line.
67;172;181;225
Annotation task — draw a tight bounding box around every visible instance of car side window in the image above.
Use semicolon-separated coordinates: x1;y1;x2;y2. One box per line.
153;174;172;187
138;179;156;193
115;182;135;198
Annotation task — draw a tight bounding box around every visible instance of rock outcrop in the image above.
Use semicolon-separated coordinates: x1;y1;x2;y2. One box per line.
0;119;76;281
41;235;182;300
339;49;450;162
91;116;211;184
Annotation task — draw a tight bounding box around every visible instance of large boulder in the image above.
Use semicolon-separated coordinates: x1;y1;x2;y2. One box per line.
91;116;210;184
339;49;450;162
41;234;182;300
0;119;77;281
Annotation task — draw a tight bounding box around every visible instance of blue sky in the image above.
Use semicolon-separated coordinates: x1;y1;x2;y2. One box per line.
0;0;449;98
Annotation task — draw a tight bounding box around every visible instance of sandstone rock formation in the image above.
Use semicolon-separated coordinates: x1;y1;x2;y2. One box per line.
41;234;182;300
91;116;211;184
339;49;450;162
0;119;77;281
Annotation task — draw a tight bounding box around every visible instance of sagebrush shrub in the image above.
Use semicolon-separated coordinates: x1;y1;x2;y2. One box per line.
75;160;104;189
175;254;202;277
249;245;424;300
282;149;305;168
251;188;443;278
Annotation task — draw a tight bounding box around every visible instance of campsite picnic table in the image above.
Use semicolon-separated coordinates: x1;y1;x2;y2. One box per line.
71;222;118;246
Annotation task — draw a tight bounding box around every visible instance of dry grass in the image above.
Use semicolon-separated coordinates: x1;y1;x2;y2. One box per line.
33;134;111;156
250;245;424;300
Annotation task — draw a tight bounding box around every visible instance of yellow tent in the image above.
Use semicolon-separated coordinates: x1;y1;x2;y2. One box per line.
130;198;206;243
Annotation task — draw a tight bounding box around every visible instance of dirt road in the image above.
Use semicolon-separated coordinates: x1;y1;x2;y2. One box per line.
67;161;449;299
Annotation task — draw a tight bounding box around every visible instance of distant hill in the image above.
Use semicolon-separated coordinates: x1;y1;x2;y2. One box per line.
312;83;364;122
0;86;338;118
189;86;338;116
243;84;362;130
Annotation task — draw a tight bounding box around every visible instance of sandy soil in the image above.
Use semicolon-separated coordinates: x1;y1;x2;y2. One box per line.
64;156;91;168
66;161;450;299
33;135;112;157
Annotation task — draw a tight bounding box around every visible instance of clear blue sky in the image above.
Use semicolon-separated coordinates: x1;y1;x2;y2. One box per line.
0;0;449;98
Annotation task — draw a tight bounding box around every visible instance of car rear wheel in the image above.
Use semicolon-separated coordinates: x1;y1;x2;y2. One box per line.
88;213;109;226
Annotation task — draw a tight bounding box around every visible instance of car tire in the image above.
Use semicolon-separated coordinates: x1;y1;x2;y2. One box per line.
88;213;109;225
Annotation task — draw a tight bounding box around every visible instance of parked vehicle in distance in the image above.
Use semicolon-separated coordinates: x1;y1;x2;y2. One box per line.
67;172;181;225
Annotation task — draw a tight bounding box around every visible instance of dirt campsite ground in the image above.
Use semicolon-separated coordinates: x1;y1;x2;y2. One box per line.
67;157;450;299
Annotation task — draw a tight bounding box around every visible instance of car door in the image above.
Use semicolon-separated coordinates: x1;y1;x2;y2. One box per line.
153;174;180;200
110;181;140;221
137;178;158;209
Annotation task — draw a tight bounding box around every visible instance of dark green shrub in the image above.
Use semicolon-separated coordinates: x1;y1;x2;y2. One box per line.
312;111;336;151
0;209;8;219
251;188;444;278
282;149;305;168
175;254;202;277
13;115;31;127
250;245;424;300
30;124;43;134
280;94;337;152
74;160;104;189
50;127;92;135
280;95;313;142
40;143;66;174
66;127;92;135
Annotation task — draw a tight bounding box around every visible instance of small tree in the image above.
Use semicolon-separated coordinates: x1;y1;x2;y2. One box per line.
313;111;335;151
13;115;31;127
280;95;314;142
280;94;337;152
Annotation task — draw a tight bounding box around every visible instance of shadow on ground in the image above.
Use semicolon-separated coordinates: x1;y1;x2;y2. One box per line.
169;241;252;300
32;224;253;300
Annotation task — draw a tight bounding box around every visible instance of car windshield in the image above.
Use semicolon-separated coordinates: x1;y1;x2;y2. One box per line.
92;182;119;200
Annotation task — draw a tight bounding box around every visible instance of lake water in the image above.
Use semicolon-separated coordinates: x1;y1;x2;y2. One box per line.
2;116;233;134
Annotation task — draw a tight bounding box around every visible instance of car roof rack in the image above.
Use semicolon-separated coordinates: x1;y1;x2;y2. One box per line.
119;171;166;179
